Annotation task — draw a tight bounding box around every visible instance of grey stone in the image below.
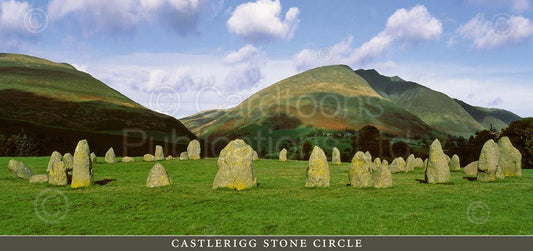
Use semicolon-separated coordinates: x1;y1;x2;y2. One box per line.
47;151;62;172
213;139;257;190
49;161;67;186
71;139;92;188
155;145;164;161
424;139;450;184
332;147;341;165
306;146;330;187
105;147;117;163
63;153;74;171
187;140;201;160
498;136;522;177
146;163;171;188
8;159;34;179
29;174;48;183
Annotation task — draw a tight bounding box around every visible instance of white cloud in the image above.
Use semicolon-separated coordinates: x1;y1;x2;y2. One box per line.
223;44;265;90
227;0;299;42
0;0;39;49
293;5;442;71
457;14;533;49
466;0;532;13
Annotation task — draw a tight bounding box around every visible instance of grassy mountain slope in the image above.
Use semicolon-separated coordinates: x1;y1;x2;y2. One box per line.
454;99;521;130
180;109;230;134
0;53;196;156
355;69;487;137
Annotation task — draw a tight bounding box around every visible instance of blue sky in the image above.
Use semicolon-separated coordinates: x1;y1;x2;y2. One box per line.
1;0;532;118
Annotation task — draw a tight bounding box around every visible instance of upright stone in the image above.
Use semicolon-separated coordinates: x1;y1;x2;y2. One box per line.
47;151;62;172
49;161;67;186
332;147;341;165
449;154;461;171
405;154;416;173
63;153;74;171
372;158;381;171
154;145;164;161
72;139;92;188
8;159;34;179
424;139;450;184
306;146;330;187
166;155;174;160
497;137;522;177
464;161;478;176
414;158;424;169
423;158;428;173
144;154;155;162
477;139;504;182
252;150;259;160
90;152;97;164
105;147;116;163
187;140;201;160
179;152;188;160
389;157;406;173
349;151;372;188
213;139;257;190
373;162;392;188
279;148;287;162
364;151;372;162
146;163;172;188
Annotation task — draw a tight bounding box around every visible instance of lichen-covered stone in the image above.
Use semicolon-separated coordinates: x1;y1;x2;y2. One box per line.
405;154;416;173
389;157;406;173
49;161;67;186
449;154;461;171
306;146;330;187
498;136;522;177
122;156;135;163
414;158;424;169
105;147;117;163
144;154;155;162
424;139;450;184
252;150;259;160
464;161;478;176
213;139;257;190
166;155;174;160
47;151;62;172
279;148;287;162
146;163;171;188
179;152;188;160
349;151;372;188
477;139;504;182
372;158;381;171
373;162;392;188
423;158;428;172
154;145;164;161
71;139;92;188
8;159;34;179
29;174;48;183
332;147;341;165
90;152;97;164
187;140;201;160
364;151;372;162
63;153;74;171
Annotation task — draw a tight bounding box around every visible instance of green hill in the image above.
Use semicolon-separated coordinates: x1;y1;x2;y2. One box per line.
180;109;230;134
355;69;487;137
0;53;196;156
454;99;521;130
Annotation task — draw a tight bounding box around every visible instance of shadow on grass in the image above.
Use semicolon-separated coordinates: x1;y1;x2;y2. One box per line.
463;176;477;181
95;179;117;186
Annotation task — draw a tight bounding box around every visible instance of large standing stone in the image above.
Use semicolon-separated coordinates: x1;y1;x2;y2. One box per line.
8;159;34;179
306;146;330;187
154;145;164;161
498;136;522;177
449;154;460;171
90;152;97;164
414;158;424;169
424;139;450;184
47;151;62;172
405;154;416;173
146;163;172;188
279;148;287;162
477;139;504;182
72;139;92;188
49;161;67;186
349;151;372;188
373;162;393;188
389;157;406;173
332;147;341;165
29;174;48;183
213;139;257;190
364;151;372;162
144;154;155;162
122;156;135;163
187;140;201;160
63;153;74;171
179;152;188;160
464;161;478;176
105;147;117;163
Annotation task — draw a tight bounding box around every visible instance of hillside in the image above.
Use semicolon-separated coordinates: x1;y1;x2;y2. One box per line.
181;109;230;134
454;99;521;130
0;53;196;156
355;69;488;137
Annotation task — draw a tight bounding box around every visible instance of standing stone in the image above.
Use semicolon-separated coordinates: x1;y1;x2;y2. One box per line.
364;151;372;162
477;139;504;182
90;152;97;164
349;151;372;188
49;161;67;186
372;158;381;171
373;162;393;188
105;147;117;163
423;158;428;172
144;154;155;162
47;151;62;172
122;156;135;163
405;154;416;173
8;159;34;179
29;174;48;183
306;146;330;187
279;148;287;162
389;157;406;173
179;152;188;160
464;161;478;176
449;154;461;171
252;150;259;160
187;140;201;160
154;145;164;161
166;155;174;160
424;139;450;184
213;139;257;190
498;137;522;177
445;154;451;164
414;158;424;169
72;139;92;188
332;147;341;165
146;163;172;188
63;153;74;171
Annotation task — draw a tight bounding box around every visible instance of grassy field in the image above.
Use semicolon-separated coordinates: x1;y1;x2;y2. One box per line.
0;157;531;235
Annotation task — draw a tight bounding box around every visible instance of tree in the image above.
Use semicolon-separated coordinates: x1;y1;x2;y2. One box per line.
302;140;313;160
359;125;381;158
502;118;533;169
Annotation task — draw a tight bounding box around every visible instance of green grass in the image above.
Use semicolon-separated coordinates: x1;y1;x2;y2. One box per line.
1;157;531;235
